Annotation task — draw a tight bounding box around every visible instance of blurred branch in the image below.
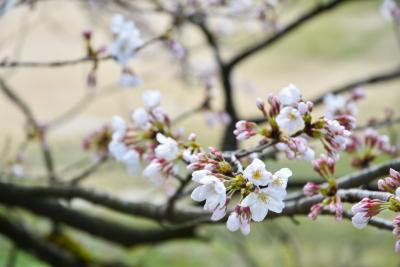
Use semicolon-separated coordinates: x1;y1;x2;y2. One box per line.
0;159;397;229
0;188;197;247
0;55;112;68
249;66;400;124
68;156;108;185
310;66;400;107
0;77;56;182
226;0;349;70
0;215;86;267
355;116;400;132
0;34;165;69
287;157;400;201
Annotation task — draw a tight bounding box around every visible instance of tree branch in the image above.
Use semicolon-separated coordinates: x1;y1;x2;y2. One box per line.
0;215;86;267
0;77;56;182
226;0;349;70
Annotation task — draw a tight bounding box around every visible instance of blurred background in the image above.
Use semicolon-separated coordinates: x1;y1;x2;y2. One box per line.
0;0;400;266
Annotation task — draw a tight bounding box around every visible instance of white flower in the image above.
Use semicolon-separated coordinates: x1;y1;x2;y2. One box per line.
132;108;150;130
323;94;346;119
111;116;127;139
276;107;305;135
122;150;141;175
109;34;142;66
108;139;127;161
381;0;398;20
111;14;127;34
155;133;179;161
226;211;251;235
120;72;142;88
191;174;226;212
270;168;292;194
143;161;166;185
278;84;302;107
142;90;161;109
243;158;272;186
109;17;142;66
241;188;285;222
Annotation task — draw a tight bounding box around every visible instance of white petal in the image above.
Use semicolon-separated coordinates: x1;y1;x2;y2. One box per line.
240;222;251;235
226;212;240;232
211;206;226;221
191;186;208;202
108;140;127;161
352;212;368;229
241;193;257;207
250;201;269;222
266;197;285;213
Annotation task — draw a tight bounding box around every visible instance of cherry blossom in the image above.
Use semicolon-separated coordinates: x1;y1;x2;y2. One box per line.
276;106;305;136
155;133;179;161
132;108;150;130
278;84;302;107
241;187;285;221
191;171;227;213
109;14;143;66
243;158;272;186
142;90;161;109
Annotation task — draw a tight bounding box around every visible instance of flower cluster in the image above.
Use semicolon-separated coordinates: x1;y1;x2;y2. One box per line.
190;152;292;235
303;154;343;221
108;90;183;186
346;128;398;168
352;168;400;252
234;84;355;161
109;14;143;88
323;87;365;120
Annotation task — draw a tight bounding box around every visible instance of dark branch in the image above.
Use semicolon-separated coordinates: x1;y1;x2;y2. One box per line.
0;215;86;267
226;0;348;70
249;66;400;124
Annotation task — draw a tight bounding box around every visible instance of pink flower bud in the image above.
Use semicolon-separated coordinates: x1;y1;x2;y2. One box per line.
256;97;265;111
303;182;320;197
308;203;324;220
267;95;280;117
350;87;365;101
82;29;92;40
